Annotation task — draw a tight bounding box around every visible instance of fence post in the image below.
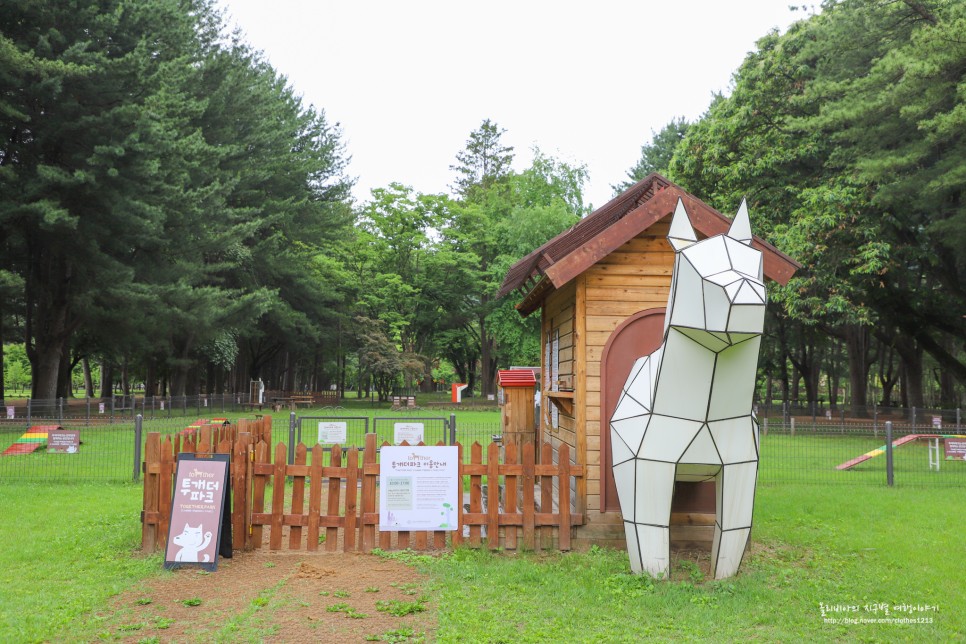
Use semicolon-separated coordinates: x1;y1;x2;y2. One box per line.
790;417;795;437
885;421;894;487
873;400;878;438
288;411;297;464
957;408;961;433
450;413;457;445
58;397;63;423
26;398;31;429
133;414;143;482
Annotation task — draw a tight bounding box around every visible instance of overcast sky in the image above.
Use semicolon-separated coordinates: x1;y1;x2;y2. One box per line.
216;1;810;210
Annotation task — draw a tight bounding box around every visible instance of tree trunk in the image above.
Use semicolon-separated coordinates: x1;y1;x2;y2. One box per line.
895;336;924;408
479;312;494;398
121;358;130;396
31;344;62;401
82;357;94;398
845;324;873;417
100;359;114;399
56;341;73;399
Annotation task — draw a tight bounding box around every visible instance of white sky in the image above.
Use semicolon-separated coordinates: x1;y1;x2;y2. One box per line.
216;1;810;210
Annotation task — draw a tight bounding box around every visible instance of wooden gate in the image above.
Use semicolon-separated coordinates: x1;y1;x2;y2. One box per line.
142;419;585;554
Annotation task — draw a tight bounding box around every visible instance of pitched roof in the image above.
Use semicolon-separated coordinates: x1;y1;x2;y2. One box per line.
498;173;800;316
497;369;538;388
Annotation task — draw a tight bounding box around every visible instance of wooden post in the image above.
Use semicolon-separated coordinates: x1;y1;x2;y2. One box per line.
574;275;588;517
141;432;161;551
307;444;323;552
522;442;536;550
469;442;483;547
344;446;359;552
558;443;572;551
326;445;342;551
540;442;553;549
270;443;286;550
232;432;250;550
361;434;377;551
487;442;500;549
504;441;518;550
250;440;269;549
289;443;307;550
158;436;174;550
451;442;464;548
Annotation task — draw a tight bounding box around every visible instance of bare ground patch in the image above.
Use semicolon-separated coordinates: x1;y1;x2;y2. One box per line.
100;549;435;643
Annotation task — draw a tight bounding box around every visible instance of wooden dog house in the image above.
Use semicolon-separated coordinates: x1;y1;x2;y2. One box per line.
498;174;800;548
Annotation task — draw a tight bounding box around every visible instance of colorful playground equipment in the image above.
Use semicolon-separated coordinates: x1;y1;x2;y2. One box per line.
1;425;64;456
836;433;966;470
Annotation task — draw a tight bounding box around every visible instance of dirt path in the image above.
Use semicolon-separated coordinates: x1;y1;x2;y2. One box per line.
103;549;435;643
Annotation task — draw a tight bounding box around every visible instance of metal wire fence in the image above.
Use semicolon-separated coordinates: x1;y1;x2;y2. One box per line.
1;407;963;487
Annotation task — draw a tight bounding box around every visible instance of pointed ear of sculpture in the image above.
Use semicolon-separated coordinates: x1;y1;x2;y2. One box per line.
728;198;753;245
668;198;697;251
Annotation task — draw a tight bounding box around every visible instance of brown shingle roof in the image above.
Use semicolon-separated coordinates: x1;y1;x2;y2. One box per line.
498;173;800;316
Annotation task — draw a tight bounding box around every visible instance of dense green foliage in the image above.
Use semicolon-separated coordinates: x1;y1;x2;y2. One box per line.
3;0;964;408
625;0;966;409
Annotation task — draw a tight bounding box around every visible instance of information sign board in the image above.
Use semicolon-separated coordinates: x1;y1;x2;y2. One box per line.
393;422;424;445
164;453;229;571
318;421;347;444
47;430;80;454
379;445;459;531
944;438;966;461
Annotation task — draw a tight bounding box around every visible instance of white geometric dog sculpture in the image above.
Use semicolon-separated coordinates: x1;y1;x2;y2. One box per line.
609;198;765;580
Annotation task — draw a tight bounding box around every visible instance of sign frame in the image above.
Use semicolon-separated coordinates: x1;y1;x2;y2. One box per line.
47;430;80;453
164;452;230;571
944;438;966;461
379;445;459;532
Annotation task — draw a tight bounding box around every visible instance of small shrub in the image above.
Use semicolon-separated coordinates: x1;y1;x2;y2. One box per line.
375;599;427;617
152;617;175;630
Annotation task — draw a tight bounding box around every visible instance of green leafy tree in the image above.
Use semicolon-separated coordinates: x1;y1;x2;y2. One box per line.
613;117;690;194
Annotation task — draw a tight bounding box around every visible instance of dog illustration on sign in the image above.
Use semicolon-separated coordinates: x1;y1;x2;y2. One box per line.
172;523;213;562
609;198;765;580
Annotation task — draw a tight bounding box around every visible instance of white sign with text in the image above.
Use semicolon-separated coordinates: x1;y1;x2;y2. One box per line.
379;445;459;531
393;422;424;445
318;421;347;444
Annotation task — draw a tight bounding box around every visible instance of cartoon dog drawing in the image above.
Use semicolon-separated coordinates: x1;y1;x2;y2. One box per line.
172;523;213;562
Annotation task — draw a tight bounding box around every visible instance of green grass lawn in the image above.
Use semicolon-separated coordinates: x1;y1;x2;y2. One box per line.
1;480;962;642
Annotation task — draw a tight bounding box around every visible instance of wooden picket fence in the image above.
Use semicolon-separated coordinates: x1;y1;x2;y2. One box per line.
141;420;585;554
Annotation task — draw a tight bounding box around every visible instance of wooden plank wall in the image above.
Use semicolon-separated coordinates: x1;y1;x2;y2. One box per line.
541;281;577;456
581;224;674;518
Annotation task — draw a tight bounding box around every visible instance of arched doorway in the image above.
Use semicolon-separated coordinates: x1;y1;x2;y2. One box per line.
600;308;665;512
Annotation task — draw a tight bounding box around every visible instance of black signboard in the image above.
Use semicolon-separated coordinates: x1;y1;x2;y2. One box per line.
164;453;230;571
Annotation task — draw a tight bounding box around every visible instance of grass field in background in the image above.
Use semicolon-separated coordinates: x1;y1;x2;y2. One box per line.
1;480;962;642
